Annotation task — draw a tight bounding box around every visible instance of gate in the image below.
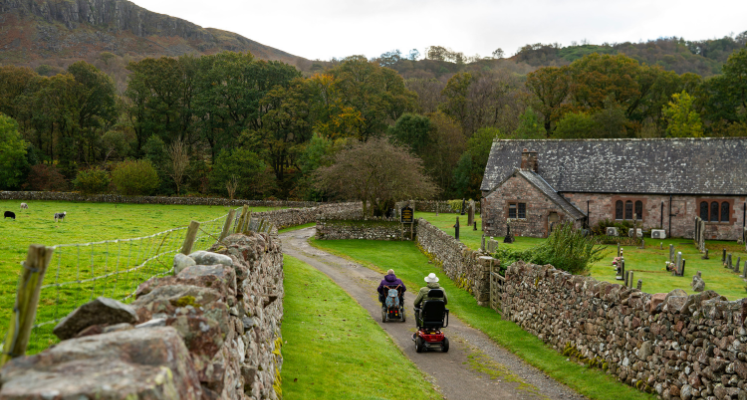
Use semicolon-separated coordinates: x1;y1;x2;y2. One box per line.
489;264;504;314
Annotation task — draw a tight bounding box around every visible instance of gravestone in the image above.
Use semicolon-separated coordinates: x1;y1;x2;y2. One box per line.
467;200;475;226
624;271;629;287
702;249;709;260
481;235;486;252
460;198;466;216
616;259;625;281
727;253;733;270
722;249;727;264
617;244;621;257
676;252;683;274
660;242;663;250
637;280;642;290
743;261;747;278
691;271;705;292
504;222;515;244
736;257;741;273
681;260;686;276
639;238;645;249
629;272;634;288
454;217;460;240
669;245;675;263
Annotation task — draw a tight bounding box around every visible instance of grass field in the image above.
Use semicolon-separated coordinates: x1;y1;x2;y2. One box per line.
281;255;441;400
0;200;280;354
417;212;747;300
309;239;656;400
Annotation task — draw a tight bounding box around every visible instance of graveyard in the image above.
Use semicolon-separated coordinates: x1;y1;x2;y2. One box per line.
418;211;747;300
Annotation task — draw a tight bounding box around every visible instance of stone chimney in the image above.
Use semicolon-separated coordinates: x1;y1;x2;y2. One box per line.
520;148;539;172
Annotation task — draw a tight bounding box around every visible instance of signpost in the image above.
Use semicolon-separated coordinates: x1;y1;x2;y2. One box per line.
401;206;414;240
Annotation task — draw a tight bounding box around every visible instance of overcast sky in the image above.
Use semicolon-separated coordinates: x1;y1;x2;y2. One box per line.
134;0;746;61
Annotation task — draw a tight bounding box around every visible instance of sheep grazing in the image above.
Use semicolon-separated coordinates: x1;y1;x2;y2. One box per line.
54;212;67;222
4;211;16;220
20;203;28;210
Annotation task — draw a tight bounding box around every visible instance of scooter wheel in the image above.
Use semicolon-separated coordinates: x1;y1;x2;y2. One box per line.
442;337;449;353
381;308;387;323
415;337;425;353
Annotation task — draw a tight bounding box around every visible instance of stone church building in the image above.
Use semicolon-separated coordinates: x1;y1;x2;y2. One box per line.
480;138;747;240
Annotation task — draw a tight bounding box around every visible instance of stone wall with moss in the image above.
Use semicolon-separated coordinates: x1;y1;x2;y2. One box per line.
503;260;747;399
415;218;494;305
0;232;284;400
316;217;416;240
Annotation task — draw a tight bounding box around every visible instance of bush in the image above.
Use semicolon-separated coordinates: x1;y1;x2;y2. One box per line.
73;168;111;194
493;222;605;275
592;218;635;236
447;199;472;212
24;164;69;191
111;160;160;195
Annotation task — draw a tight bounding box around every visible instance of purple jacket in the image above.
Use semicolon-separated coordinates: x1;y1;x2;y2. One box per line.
377;274;406;295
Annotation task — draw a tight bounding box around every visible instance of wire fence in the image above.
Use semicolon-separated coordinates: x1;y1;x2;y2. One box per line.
26;208;241;354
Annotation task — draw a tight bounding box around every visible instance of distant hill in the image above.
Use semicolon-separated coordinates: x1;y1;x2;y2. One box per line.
0;0;309;67
511;35;747;77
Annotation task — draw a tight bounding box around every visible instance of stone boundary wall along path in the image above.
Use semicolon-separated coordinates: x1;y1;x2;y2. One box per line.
395;200;481;214
316;217;416;241
415;218;494;305
0;232;284;400
253;202;361;230
503;260;747;399
0;191;322;208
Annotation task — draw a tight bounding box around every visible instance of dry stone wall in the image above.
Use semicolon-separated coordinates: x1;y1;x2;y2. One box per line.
0;232;284;400
503;260;747;399
316;218;415;240
395;200;481;214
415;218;494;305
253;202;361;229
0;190;322;208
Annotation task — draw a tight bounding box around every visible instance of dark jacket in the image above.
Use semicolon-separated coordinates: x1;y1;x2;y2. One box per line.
377;274;406;295
414;282;448;307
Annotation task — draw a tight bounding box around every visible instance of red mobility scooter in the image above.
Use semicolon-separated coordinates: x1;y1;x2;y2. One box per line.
412;288;449;353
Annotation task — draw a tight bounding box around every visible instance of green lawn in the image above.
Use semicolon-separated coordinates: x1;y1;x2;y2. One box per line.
417;212;546;251
0;200;280;354
309;239;656;400
589;239;747;300
417;212;747;300
281;255;441;400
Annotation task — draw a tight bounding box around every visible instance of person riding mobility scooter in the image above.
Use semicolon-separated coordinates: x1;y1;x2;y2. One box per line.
378;270;406;322
412;273;450;353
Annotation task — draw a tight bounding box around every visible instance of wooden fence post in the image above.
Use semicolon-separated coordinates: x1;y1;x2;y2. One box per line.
181;221;200;255
0;245;54;367
220;209;237;241
235;205;249;233
242;211;253;233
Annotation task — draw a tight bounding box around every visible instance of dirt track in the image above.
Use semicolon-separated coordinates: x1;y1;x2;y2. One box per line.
281;228;586;400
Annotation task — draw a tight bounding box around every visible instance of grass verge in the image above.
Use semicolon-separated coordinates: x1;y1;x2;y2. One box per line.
281;255;441;400
308;239;656;400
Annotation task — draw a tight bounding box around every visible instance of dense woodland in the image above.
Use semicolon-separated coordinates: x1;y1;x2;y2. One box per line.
0;38;746;202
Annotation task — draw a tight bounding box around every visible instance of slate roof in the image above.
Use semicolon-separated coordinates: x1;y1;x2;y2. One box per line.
513;169;586;219
481;138;747;196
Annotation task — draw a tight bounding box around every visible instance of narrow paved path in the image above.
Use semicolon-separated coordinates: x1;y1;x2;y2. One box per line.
281;228;586;400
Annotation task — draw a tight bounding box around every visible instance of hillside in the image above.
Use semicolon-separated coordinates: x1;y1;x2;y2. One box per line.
511;35;747;77
0;0;308;67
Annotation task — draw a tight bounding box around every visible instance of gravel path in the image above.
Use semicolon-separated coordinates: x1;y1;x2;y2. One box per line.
281;228;587;400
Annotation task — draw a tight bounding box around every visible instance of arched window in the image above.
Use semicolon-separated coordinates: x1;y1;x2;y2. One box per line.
635;201;643;220
625;201;633;220
721;202;730;222
700;201;709;220
615;201;623;220
710;202;719;222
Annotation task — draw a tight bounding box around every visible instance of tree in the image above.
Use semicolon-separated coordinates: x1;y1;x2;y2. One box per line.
492;48;505;59
422;112;467;197
407;49;420;61
313;138;437;216
327;56;417;141
513;108;547;138
0;114;29;190
24;164;68;191
168;138;190;195
663;91;703;137
701;48;747;125
387;113;433;155
210;147;275;199
0;66;36;121
111;160;160;195
526;66;570;135
452;127;499;198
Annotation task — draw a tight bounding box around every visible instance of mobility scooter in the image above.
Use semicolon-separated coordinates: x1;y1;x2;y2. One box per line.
381;285;406;322
412;288;449;353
